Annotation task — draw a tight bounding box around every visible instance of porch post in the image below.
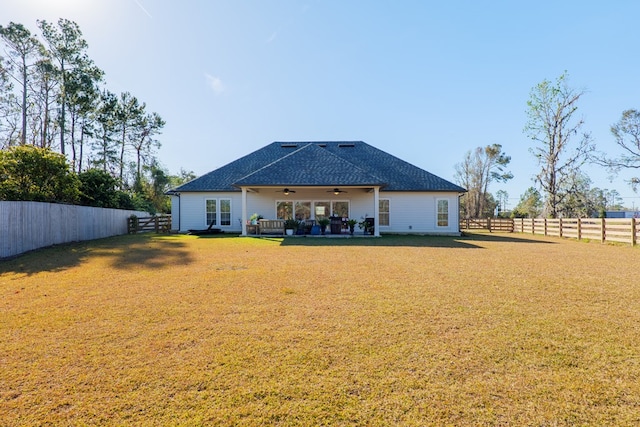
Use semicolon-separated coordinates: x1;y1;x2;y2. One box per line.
373;186;380;237
241;187;247;236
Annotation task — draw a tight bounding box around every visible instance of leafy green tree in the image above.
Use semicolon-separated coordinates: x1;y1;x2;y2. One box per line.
77;168;121;208
511;187;543;218
0;145;79;203
603;189;623;210
556;171;597;218
0;19;167;208
31;57;58;148
524;72;595;218
495;189;509;216
114;91;144;186
38;18;99;156
0;53;18;147
65;64;103;172
91;90;119;173
0;22;43;146
455;143;512;218
131;111;164;188
169;168;197;188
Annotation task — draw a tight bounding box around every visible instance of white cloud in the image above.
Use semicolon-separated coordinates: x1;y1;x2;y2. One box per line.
205;73;225;94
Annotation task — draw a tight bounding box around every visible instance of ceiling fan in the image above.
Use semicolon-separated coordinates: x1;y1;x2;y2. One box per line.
276;188;296;196
328;188;347;195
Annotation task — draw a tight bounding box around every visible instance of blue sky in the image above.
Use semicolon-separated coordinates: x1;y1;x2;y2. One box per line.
4;0;640;209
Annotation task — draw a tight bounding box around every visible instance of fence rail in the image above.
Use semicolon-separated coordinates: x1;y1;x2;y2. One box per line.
459;218;514;232
461;217;639;246
128;215;171;234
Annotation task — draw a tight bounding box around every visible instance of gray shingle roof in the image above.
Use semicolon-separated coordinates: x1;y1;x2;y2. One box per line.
174;141;466;193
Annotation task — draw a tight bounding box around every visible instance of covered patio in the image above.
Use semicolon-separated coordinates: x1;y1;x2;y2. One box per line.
238;185;382;237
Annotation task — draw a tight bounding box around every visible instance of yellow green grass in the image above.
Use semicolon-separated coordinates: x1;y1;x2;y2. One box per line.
1;233;639;426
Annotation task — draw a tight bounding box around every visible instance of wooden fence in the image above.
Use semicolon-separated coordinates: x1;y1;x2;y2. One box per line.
0;201;148;259
128;215;171;234
513;217;638;246
461;217;639;246
459;218;514;232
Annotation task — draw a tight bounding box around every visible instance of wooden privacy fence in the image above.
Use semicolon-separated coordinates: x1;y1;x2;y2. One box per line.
460;218;514;232
128;215;171;234
461;217;640;246
1;201;148;259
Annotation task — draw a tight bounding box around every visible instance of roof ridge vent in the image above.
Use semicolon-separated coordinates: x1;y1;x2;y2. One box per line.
338;143;355;148
280;143;298;148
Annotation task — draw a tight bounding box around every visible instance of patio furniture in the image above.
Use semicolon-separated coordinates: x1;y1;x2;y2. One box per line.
259;219;285;235
330;216;343;234
246;223;259;235
363;217;374;235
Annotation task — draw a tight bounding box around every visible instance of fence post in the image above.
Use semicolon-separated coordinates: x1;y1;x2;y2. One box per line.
600;218;605;243
487;217;492;232
559;218;563;238
632;218;636;247
577;218;582;241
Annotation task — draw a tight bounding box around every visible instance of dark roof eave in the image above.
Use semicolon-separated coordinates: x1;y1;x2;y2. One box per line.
232;183;388;189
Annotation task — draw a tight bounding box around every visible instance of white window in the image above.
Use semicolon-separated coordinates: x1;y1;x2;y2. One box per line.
295;201;311;220
332;201;349;218
220;199;231;226
278;200;351;220
379;199;389;226
206;199;217;226
437;199;449;227
206;198;231;226
276;201;293;219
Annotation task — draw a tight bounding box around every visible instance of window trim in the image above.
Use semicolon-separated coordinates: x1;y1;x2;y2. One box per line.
220;198;231;226
205;197;232;227
436;198;449;227
205;198;217;226
379;198;390;227
276;199;350;220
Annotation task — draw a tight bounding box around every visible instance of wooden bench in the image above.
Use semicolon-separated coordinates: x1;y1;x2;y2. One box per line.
258;219;285;235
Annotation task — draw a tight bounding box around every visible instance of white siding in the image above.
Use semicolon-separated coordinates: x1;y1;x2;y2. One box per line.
170;195;180;231
174;190;461;235
383;192;460;234
177;192;242;232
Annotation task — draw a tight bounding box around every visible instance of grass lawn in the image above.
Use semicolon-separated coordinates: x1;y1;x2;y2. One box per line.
1;232;640;426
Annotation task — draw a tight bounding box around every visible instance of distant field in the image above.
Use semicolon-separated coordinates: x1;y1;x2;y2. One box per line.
1;233;639;426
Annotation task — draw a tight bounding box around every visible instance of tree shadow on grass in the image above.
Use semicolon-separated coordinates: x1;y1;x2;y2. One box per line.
0;234;194;276
277;232;556;248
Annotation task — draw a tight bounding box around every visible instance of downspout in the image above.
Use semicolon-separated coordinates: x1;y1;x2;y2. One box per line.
177;192;181;232
167;190;181;232
241;187;247;236
374;186;380;237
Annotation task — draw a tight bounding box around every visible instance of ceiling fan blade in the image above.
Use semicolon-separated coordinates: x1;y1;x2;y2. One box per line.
277;188;296;194
328;188;347;194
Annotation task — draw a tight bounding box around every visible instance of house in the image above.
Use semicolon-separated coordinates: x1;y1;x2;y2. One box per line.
168;141;466;236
